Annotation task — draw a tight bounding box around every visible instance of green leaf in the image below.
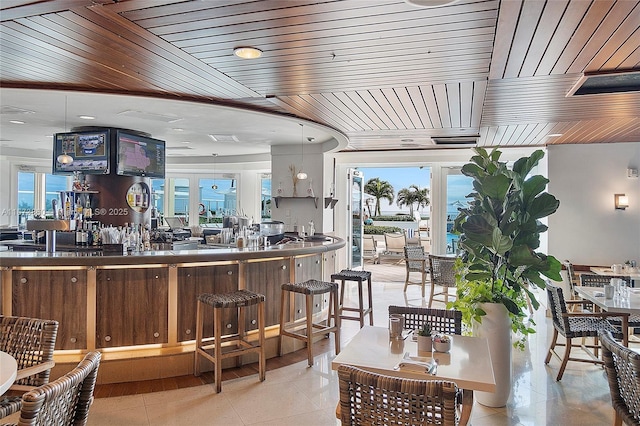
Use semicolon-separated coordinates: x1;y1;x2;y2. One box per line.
528;193;560;219
522;175;549;204
491;227;513;255
478;175;512;200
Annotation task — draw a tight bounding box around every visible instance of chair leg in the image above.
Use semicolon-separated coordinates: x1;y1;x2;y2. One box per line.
214;307;223;393
614;412;623;426
258;301;266;382
557;337;572;381
306;294;314;367
333;289;341;354
404;270;410;293
545;328;558;364
278;289;286;357
194;300;204;376
367;277;374;326
357;279;364;328
420;271;426;298
428;281;436;308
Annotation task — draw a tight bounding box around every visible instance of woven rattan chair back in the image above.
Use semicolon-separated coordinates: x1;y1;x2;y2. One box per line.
404;245;426;273
337;364;460;425
600;330;640;426
563;260;577;294
580;274;631;287
388;305;462;335
13;351;101;426
546;283;572;335
0;316;58;388
429;255;456;289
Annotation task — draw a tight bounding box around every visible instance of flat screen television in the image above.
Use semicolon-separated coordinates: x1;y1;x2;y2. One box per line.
52;129;111;174
116;131;166;178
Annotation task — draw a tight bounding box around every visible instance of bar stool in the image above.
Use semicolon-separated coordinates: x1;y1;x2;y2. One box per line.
194;289;266;393
278;279;340;366
332;269;373;328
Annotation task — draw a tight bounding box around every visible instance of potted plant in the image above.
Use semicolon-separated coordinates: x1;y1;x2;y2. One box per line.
449;147;562;407
416;322;432;352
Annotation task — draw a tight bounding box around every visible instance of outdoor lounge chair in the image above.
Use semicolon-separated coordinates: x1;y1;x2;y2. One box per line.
380;232;406;263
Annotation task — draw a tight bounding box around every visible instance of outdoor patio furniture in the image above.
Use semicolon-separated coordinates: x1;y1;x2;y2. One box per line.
388;305;462;335
380;232;406;264
403;245;428;297
362;235;379;264
428;255;457;308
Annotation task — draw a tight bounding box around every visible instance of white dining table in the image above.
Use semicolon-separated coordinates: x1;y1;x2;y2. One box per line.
0;351;17;395
591;266;640;280
331;326;495;425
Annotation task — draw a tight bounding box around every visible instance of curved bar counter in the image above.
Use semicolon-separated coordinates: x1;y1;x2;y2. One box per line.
0;237;344;383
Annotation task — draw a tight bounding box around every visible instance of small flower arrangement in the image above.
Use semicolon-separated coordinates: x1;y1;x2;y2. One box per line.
432;334;450;343
417;322;432;337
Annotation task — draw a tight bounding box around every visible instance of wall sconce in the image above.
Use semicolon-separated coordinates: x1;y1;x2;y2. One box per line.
615;194;629;210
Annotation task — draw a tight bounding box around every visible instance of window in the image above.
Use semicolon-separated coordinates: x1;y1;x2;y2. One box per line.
198;177;236;224
261;174;271;220
45;174;67;217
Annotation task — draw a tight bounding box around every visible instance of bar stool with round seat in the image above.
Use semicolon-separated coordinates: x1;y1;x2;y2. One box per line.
278;279;340;367
194;289;266;393
331;269;373;328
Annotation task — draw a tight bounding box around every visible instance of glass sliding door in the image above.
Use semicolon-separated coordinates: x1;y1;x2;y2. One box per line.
445;169;473;254
348;169;364;269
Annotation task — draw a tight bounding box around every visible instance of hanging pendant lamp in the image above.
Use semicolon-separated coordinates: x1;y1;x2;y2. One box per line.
296;124;307;180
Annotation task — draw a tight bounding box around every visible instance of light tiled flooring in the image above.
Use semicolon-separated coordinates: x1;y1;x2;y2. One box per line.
43;263;628;424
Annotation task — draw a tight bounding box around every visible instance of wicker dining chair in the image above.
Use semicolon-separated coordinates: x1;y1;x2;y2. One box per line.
545;283;627;381
2;351;101;426
600;330;640;426
388;305;462;335
578;274;640;333
428;255;457;308
0;316;58;419
337;364;461;425
403;245;429;297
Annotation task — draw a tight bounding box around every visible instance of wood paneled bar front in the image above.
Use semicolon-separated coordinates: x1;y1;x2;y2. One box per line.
0;237;344;383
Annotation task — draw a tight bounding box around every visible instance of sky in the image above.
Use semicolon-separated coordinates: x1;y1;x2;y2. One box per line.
357;166;472;217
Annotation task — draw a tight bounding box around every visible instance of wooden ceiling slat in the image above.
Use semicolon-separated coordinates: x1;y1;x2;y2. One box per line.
460;81;473;128
488;0;521;79
369;89;407;130
470;80;487;128
503;0;546;78
343;91;391;130
114;0;260;20
311;93;368;132
393;88;425;129
167;10;497;49
534;0;593;76
356;91;397;130
303;93;364;132
520;122;555;146
330;92;376;130
551;0;614;74
275;94;359;133
379;88;415;129
0;0;93;22
446;83;462;128
406;87;434;129
568;0;639;73
433;84;451;128
588;5;640;71
517;0;570;78
81;5;259;98
421;86;443;129
602;27;640;69
19;14;204;95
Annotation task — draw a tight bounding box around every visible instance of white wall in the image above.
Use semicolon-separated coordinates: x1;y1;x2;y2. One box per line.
548;142;640;266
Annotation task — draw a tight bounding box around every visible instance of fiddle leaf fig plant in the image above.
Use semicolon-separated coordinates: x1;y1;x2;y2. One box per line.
449;147;562;349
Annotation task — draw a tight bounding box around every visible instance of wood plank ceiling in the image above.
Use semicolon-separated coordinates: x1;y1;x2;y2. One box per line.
1;0;639;153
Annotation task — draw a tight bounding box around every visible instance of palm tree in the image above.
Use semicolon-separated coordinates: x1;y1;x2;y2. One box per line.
364;178;394;216
396;185;430;216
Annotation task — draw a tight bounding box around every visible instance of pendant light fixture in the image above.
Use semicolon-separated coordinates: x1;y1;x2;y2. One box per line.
56;96;74;165
296;123;308;180
211;153;218;190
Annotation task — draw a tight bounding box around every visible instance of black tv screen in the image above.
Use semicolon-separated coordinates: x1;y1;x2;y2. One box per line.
116;131;166;178
53;129;110;174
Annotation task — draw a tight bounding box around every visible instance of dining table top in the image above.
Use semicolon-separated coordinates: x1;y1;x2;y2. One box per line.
574;286;640;314
331;325;496;393
591;266;640;280
0;351;17;396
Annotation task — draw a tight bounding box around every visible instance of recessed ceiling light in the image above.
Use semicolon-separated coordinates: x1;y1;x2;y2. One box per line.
547;133;563;137
78;115;95;120
234;46;262;59
9;120;24;124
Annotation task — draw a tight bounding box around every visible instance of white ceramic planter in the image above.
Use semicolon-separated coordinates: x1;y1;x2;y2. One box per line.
473;302;512;407
416;335;432;353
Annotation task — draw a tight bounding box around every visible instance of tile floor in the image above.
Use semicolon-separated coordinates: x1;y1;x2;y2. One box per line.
12;262;620;425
